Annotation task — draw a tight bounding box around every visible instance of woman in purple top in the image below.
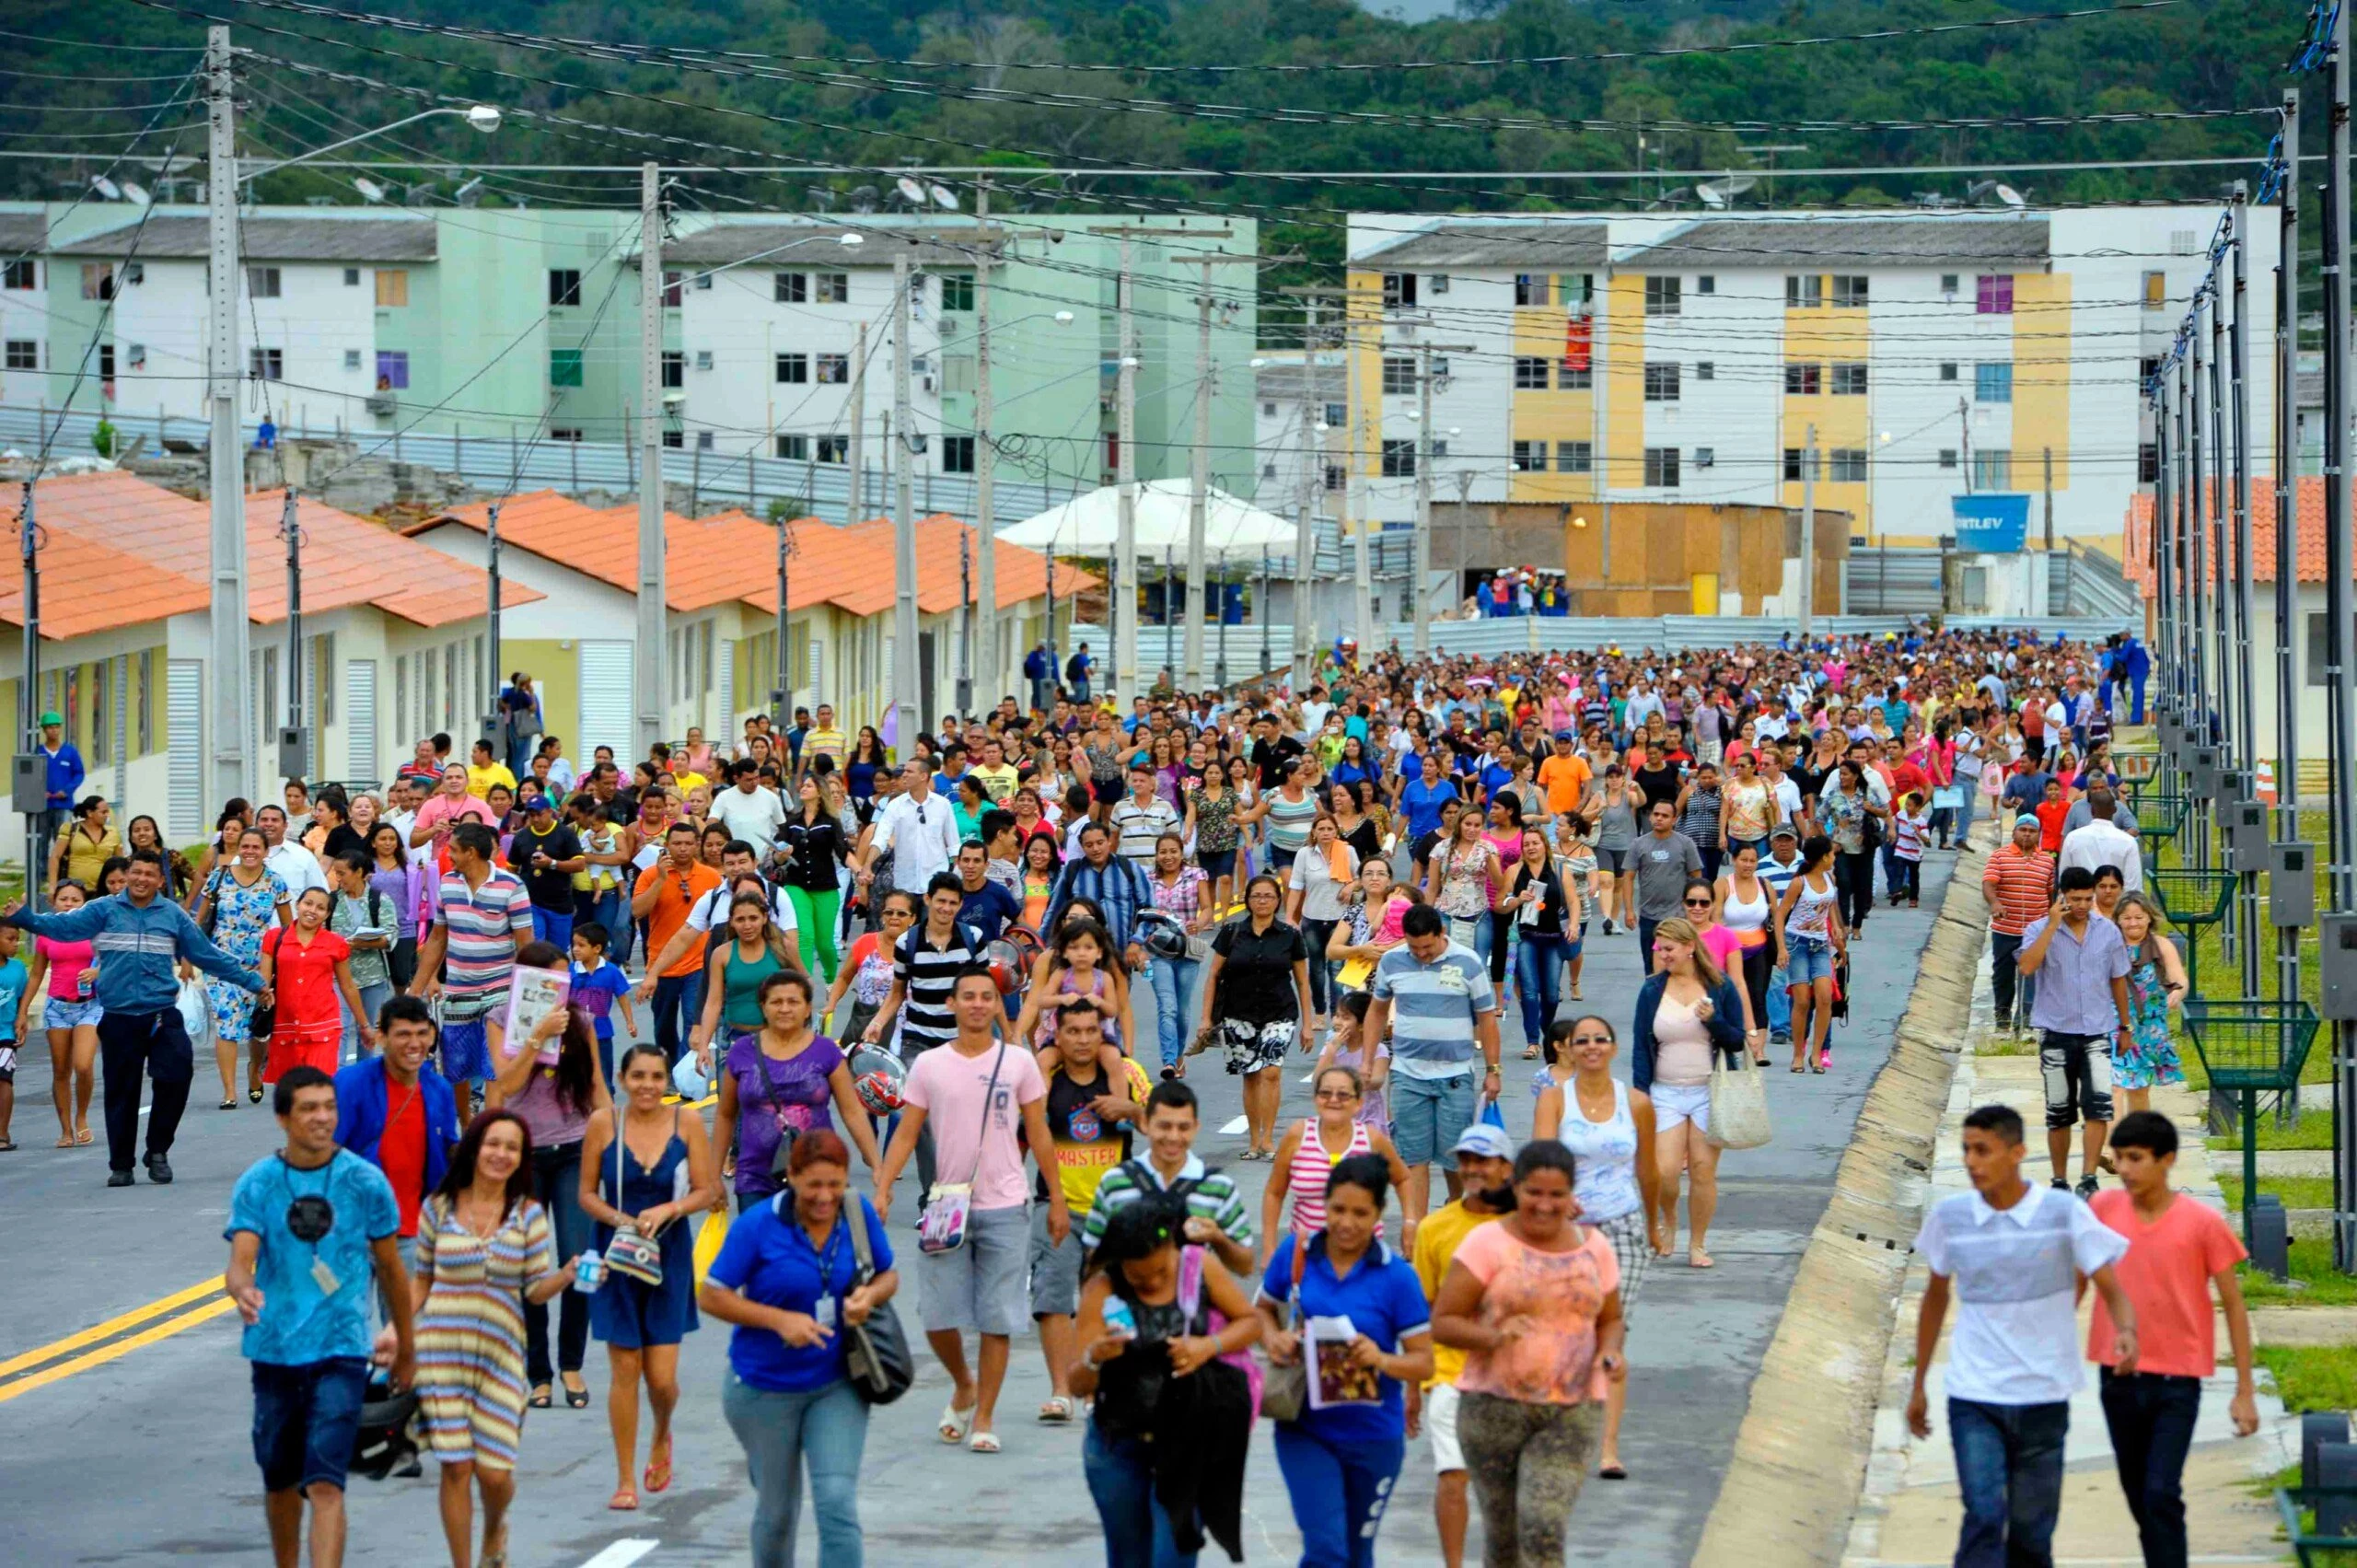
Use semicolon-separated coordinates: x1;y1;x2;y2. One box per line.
715;970;882;1213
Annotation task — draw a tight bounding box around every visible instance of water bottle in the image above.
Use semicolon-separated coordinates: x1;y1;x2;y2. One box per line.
76;965;95;1000
1103;1297;1135;1339
572;1249;606;1294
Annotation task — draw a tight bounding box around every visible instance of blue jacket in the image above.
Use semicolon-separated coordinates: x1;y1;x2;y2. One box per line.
41;742;84;807
1629;971;1750;1094
7;891;261;1015
334;1055;462;1198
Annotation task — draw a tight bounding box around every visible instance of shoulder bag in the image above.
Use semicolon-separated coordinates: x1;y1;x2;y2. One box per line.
598;1106;667;1286
1706;1049;1774;1152
916;1044;1006;1255
1257;1237;1311;1423
836;1195;915;1404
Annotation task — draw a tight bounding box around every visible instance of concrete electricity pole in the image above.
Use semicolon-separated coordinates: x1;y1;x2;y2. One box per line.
847;321;866;525
1183;258;1214;690
1293;296;1322;688
2320;0;2357;1270
1411;342;1472;656
204;25;253;807
973;180;998;705
1798;423;1817;636
892;252;920;746
1115;237;1138;706
1344;285;1372;643
633;163;667;759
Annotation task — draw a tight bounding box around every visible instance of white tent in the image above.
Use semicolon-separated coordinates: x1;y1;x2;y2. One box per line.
999;479;1297;560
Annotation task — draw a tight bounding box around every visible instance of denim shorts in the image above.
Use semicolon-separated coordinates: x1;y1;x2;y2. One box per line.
1389;1071;1474;1167
42;994;103;1029
250;1356;371;1494
438;1016;492;1083
1785;934;1835;986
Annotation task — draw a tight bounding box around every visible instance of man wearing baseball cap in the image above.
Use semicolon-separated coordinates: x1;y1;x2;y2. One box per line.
1759;825;1806;1045
35;710;84;840
1409;1121;1516;1568
512;791;586;947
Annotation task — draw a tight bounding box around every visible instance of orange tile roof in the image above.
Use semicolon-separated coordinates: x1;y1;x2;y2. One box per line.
2122;478;2336;596
0;470;532;639
424;493;761;614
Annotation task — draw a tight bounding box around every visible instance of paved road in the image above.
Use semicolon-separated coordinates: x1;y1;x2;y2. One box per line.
0;852;1952;1566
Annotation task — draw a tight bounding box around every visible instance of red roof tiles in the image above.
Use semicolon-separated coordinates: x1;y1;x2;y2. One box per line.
2123;478;2338;594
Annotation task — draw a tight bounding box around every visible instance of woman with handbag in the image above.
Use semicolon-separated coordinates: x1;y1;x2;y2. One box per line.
701;1128;900;1568
1629;917;1748;1271
1070;1195;1261;1568
717;970;881;1216
1255;1153;1434;1568
579;1043;719;1512
192;829;291;1108
1500;827;1579;1060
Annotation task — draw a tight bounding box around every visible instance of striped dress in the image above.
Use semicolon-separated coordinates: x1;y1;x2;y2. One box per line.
413;1193;556;1473
1283;1115;1374;1237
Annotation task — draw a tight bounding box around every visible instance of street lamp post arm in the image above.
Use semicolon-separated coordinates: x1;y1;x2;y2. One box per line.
239;105;500;180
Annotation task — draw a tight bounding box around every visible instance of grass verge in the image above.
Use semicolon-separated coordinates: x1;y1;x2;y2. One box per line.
2236;1237;2357;1307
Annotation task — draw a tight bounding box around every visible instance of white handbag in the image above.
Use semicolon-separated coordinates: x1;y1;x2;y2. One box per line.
1706;1051;1774;1151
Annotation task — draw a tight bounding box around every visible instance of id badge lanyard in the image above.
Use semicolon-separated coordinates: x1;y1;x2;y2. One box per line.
275;1157;347;1297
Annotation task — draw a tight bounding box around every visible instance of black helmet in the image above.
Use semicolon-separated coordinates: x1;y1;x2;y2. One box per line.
1134;909;1190;961
348;1376;419;1482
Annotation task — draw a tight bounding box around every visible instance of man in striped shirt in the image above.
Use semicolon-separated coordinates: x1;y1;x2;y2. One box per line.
1109;766;1181;871
1083;1079;1258;1275
1367;903;1502;1230
1759;824;1806;1045
411;821;533;1092
865;873;985;1202
1982;815;2056;1035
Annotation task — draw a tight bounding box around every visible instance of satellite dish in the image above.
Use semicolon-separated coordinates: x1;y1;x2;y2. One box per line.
121;181;151;206
849;185;878;213
453;176;484;207
809;188;837;211
1696;183;1726;209
929;182;959;211
91;175;122;201
1993;183;2026;209
893;176;928;208
353;177;389;204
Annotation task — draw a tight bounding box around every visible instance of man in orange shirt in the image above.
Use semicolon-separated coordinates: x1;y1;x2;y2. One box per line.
1535;732;1592;819
629;821;722;1066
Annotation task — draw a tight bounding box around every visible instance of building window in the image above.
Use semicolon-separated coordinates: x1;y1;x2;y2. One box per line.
1941;273;1960;296
99;343;113;380
1513;356;1550;391
694;429;714;450
1261;461;1278;480
1938;448;1958;469
548;269;582;307
941;436;975;473
136;648;153;755
1783;362;1822;396
248;347;284;380
1515;273;1547;307
1263;401;1278;417
939;273;973;312
774;272;807;304
2140;442;2159;482
1324;464;1345;492
375;351;408;389
1380;439;1416;478
817;436;848;463
695;350;714;371
660;350;684;389
1832;362;1868;396
126;343;145;370
246;266;281;299
1430;273;1450;295
1511;440;1547;472
1974;362;2014;403
1784;274;1823;308
1382;357;1415;395
2309;611;2337;686
1643;447;1680;488
1643;362;1680;402
550;348;584;388
815;354;850;384
1557;440;1593;474
1696;361;1714;381
775;353;808;384
344;267;361;287
343;349;361;370
2142;271;2165;308
816;273;849;304
1382;273;1418;308
1559;364;1593;390
1829;447;1868;482
661;429;683;449
776;434;807;460
1782;448;1816;482
2140;354;2162;382
662;270;684;308
1940;362;1959;381
549;427;584;442
1325;401;1347;428
374;269;408;307
1832;275;1869;308
1431;439;1449;459
1698;275;1716;295
1643;276;1681;317
4;341;35;371
1694;447;1715;470
1559;273;1594;306
2;259;34;289
1972;448;2013;489
1976;273;2015;314
79;263;112;302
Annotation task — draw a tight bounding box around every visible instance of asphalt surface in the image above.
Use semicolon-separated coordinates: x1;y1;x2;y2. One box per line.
0;849;1952;1566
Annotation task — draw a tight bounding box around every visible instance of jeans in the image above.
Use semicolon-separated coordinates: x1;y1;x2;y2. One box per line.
524;1141;591;1385
1272;1423;1405;1568
722;1373;869;1568
1835;850;1877;930
1891;857;1921;902
528;903;572;949
97;1008;192;1174
651;973;699;1066
1301;918;1340;1016
1953;779;1978;842
1765;960;1793;1037
250;1356;371;1495
1948;1397;2069;1568
1636;916;1663;974
2098;1369;2200;1568
591;888;632;968
343;980;394;1061
1147;956;1206;1072
1084;1423;1200;1568
1513;930;1573;1046
1990;932;2038;1030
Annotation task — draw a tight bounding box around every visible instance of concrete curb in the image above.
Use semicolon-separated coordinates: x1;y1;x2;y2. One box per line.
1691;829;1991;1568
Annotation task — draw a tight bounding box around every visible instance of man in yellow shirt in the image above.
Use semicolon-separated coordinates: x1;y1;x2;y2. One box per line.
969;736;1020;805
463;738;517;800
1536;732;1593;819
1409;1123;1515;1568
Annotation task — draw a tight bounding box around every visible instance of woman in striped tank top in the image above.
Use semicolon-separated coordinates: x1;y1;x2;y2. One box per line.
1258;1063;1409;1269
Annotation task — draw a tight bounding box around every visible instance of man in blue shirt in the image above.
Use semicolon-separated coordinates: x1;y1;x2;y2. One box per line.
36;710;83;836
953;841;1023;944
1399;753;1460;843
226;1064;413;1568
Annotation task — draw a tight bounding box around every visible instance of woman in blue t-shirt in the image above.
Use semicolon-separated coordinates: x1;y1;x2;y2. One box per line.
1257;1153;1434;1568
700;1128;898;1568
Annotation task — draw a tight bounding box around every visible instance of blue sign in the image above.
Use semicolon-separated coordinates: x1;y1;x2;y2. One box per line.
1951;493;2030;553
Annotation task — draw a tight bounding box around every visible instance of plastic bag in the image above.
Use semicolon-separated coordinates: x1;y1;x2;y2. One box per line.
176;976;215;1059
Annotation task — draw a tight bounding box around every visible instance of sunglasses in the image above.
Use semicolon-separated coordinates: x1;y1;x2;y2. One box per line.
1314;1087;1360;1102
1684;898;1712;908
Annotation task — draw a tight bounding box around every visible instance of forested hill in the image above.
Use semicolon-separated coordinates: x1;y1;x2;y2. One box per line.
3;0;2301;261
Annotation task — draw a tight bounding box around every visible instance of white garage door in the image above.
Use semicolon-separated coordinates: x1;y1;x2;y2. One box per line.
577;642;633;761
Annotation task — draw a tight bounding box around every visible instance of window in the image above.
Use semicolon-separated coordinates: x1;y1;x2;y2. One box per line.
815;354;850;384
1430;274;1450;295
1557;441;1593;474
2142;271;2166;308
1694;447;1715;470
775;353;808;384
1382;357;1415;395
1832;362;1869;396
1696;361;1715;381
126;343;145;369
550;348;584;388
2140;354;2162;382
1380;439;1416;478
1643;447;1680;488
548;269;582;307
1643;362;1680;401
1938;448;1958;469
2309;611;2336;686
1784;274;1823;308
1972;448;2014;489
940;273;973;312
1940;361;1959;382
1644;276;1681;317
344;267;361;287
1941;273;1960;296
1829;447;1868;482
1382;272;1418;308
2140;442;2159;482
695;350;713;371
662;270;683;308
695;430;714;450
1559;273;1594;306
661;350;684;389
375;351;409;389
661;429;683;449
2;259;32;290
136;649;152;755
943;355;975;394
248;347;283;380
941;436;975;473
4;341;35;371
776;434;807;460
1431;440;1449;459
817;436;848;463
1261;461;1279;480
99;343;113;380
1697;275;1716;296
375;269;408;307
342;348;361;371
1515;273;1547;307
1832;275;1869;308
1783;362;1822;396
1782;448;1817;482
1511;440;1548;472
80;263;112;301
1325;402;1347;428
1513;356;1550;391
245;266;281;299
815;273;849;304
1976;273;2014;314
1262;401;1278;418
1324;464;1346;493
549;427;584;442
1559;364;1593;390
1974;362;2014;403
774;272;807;304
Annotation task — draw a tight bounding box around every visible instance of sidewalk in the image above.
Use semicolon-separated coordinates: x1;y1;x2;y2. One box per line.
1841;966;2303;1567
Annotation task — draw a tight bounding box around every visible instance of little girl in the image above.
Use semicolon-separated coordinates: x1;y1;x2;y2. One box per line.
1891;791;1930;908
1020;916;1132;1074
1313;992;1389;1136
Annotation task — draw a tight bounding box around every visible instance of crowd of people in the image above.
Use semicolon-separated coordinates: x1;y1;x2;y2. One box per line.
0;621;2218;1568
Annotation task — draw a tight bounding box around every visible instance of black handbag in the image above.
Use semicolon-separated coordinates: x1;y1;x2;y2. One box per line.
838;1196;914;1405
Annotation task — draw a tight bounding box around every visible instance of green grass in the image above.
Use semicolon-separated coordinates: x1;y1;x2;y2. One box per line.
2223;1176;2339;1212
2212;1111;2338;1152
2236;1237;2357;1307
2259;1344;2357;1412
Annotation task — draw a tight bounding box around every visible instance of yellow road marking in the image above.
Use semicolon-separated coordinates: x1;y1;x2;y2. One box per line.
0;1296;238;1404
0;1274;225;1380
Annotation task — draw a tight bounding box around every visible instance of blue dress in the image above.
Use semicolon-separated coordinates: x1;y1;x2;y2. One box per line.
589;1110;700;1349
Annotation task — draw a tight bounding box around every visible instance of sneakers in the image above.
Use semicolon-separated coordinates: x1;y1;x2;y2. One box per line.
107;1169;134;1188
2050;1178;2070;1193
2074;1173;2099;1200
144;1152;174;1185
1770;1030;1792;1047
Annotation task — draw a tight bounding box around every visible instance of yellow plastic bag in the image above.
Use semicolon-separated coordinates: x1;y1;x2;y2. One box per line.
692;1202;731;1289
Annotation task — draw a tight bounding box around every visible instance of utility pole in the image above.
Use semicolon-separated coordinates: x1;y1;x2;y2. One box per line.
484;498;503;736
17;479;43;905
2040;447;2056;615
281;492;303;780
1115;236;1139;707
973;180;998;708
1799;424;1817;635
1345;283;1372;643
2230;179;2262;998
1183;257;1215;691
957;528;974;718
633;164;668;759
2321;0;2357;1271
1413;342;1435;656
771;514;793;726
2276;87;2303;1013
1280;288;1336;690
846;321;867;526
893;252;920;745
2208;263;2235;774
204;25;252;807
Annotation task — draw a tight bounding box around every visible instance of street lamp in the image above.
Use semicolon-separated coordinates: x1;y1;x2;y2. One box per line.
240;103;503;180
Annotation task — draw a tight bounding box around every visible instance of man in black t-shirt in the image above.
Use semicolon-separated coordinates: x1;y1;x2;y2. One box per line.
1250;714;1305;791
1028;999;1149;1421
512;796;585;947
1632;744;1683;813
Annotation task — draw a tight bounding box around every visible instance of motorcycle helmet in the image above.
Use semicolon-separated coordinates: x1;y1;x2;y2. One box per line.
1133;908;1190;962
348;1375;419;1482
849;1046;907;1116
983;937;1027;995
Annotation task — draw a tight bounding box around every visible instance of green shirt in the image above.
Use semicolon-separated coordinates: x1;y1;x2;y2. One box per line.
1083;1154;1257;1251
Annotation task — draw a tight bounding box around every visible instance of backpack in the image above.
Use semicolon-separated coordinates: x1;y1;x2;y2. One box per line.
325;886;389;938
